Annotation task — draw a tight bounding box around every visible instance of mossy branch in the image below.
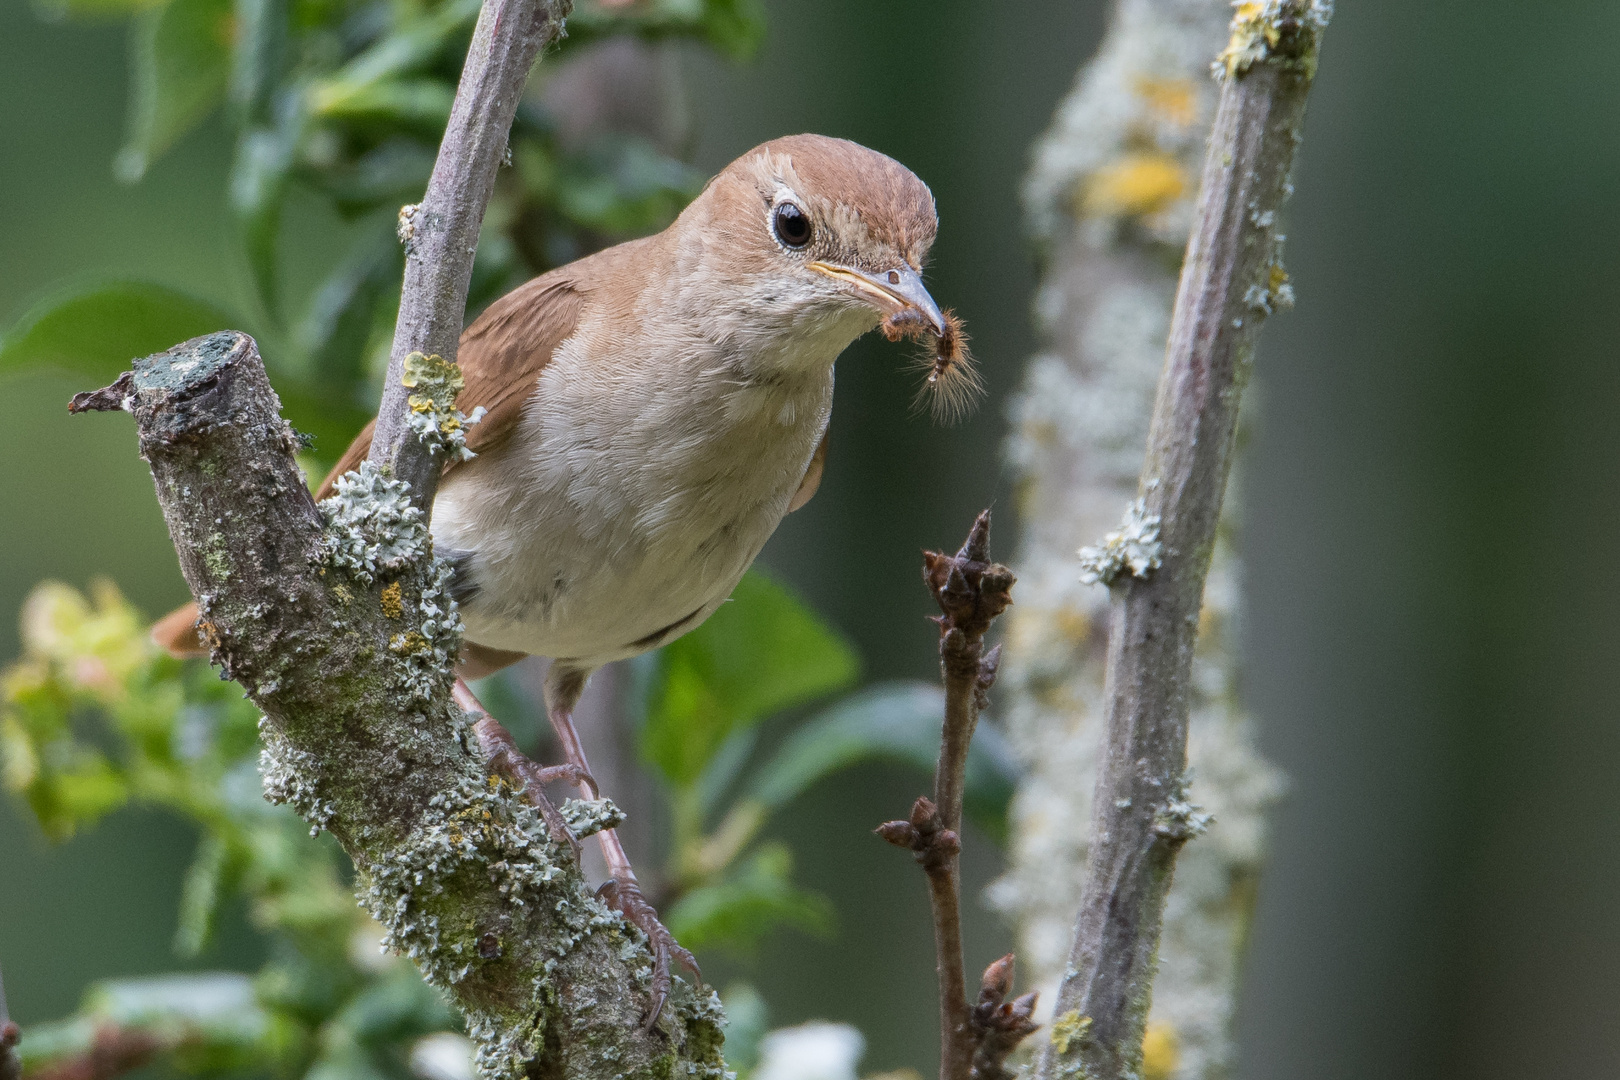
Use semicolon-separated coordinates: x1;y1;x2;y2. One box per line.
1031;4;1331;1079
66;0;727;1074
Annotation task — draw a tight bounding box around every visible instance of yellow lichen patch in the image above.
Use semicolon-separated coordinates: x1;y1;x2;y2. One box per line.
1142;1021;1180;1080
1050;1010;1092;1054
1134;75;1198;128
380;580;404;620
1055;606;1092;645
402;351;466;415
389;631;429;655
1219;1;1282;77
1081;154;1190;220
1269;262;1290;293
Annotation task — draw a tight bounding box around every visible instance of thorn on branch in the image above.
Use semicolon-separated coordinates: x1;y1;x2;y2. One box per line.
67;372;135;415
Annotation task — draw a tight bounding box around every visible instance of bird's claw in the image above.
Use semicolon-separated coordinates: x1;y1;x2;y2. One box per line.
473;716;594;855
598;877;699;1031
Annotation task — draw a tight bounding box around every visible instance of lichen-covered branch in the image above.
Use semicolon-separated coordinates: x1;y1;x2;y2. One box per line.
371;0;570;504
72;334;723;1080
992;2;1284;1076
1022;5;1331;1079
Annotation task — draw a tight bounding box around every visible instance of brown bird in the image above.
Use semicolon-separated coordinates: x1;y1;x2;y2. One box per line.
153;133;967;1006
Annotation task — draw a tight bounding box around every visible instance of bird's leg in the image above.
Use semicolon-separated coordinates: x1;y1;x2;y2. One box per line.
453;678;586;856
543;664;700;1030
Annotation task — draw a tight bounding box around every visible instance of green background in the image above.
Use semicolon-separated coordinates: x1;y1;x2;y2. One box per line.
4;0;1620;1077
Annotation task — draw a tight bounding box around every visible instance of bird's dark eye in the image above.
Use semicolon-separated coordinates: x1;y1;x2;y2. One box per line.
773;202;812;248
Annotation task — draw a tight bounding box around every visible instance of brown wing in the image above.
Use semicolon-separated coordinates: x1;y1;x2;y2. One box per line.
787;428;829;512
314;274;584;499
155;274;584;659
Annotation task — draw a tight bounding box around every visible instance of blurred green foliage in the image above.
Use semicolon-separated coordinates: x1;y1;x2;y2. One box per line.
6;0;756;474
0;570;1016;1077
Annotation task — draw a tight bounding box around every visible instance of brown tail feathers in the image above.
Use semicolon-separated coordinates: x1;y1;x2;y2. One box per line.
152;601;208;658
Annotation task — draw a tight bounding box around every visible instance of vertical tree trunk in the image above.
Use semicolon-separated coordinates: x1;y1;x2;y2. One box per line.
990;2;1284;1076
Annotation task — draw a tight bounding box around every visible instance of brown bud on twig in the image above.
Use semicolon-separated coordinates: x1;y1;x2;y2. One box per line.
876;796;958;867
968;954;1041;1080
979;953;1016;1003
876;820;919;847
922;510;1016;643
910;796;938;828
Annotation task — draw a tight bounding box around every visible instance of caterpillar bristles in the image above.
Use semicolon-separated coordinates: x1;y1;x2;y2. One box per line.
881;307;982;424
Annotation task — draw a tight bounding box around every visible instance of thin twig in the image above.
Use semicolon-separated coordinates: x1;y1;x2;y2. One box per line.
1033;4;1332;1079
369;0;570;505
879;511;1021;1080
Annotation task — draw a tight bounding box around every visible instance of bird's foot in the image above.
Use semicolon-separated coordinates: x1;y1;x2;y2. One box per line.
471;714;597;854
598;876;700;1031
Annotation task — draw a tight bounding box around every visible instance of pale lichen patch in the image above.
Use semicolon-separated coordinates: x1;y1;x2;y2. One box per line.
402;351;486;462
318;463;430;586
559;798;626;839
259;715;336;836
1077;499;1164;585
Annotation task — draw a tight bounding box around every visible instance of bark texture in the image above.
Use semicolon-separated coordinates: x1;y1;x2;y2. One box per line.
990;2;1322;1077
75;333;724;1080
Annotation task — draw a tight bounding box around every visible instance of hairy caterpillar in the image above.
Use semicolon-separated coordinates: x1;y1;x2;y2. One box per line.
881;307;983;424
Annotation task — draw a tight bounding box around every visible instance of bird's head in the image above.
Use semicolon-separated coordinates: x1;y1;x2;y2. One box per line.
679;134;976;417
686;134;943;337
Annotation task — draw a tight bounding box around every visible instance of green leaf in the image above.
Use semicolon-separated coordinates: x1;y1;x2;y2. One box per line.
664;843;832;953
115;0;234;183
718;983;768;1075
0;281;238;384
745;680;1023;840
229;0;289;122
322;0;482;88
174;831;234;957
82;972;271;1069
640;571;858;789
695;0;766;59
308;78;455;138
268;380;374;469
310;137;436;218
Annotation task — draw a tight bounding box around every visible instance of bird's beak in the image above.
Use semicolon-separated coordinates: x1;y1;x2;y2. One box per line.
808;261;945;336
